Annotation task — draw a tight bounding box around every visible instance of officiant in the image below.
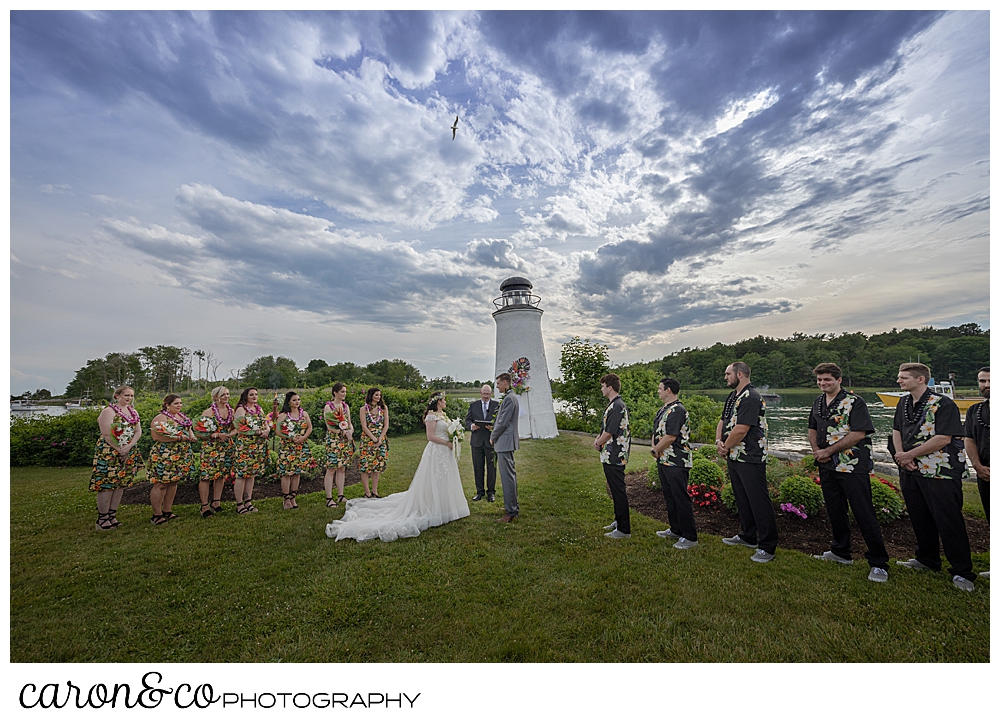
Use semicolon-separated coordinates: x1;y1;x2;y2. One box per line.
466;384;500;502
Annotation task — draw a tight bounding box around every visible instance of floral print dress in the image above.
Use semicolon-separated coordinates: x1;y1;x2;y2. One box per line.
89;409;144;491
359;404;389;473
147;418;195;485
234;407;269;478
277;414;314;476
194;412;236;483
324;402;356;469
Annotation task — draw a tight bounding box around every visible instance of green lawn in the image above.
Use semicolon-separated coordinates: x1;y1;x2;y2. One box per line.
10;433;989;662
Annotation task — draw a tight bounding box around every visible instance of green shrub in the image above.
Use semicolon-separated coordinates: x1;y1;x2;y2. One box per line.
766;457;798;499
693;444;719;461
689;458;725;490
647;462;659;489
720;482;738;513
869;475;905;523
679;394;724;444
556;412;599;433
779;475;825;516
801;454;817;472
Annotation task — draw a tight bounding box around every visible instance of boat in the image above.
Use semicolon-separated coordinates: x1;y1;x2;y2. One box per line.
876;381;983;413
757;384;781;406
11;398;43;411
65;392;93;410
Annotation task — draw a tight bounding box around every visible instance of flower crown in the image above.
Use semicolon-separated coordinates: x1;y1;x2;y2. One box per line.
428;391;446;405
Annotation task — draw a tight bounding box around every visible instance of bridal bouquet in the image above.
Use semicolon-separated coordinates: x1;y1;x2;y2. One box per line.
446;417;465;461
193;415;219;440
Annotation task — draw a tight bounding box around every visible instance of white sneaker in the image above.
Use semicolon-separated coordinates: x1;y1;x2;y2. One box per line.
953;575;975;592
750;549;774;563
896;558;933;571
605;529;631;539
656;528;680;539
722;534;756;548
868;567;889;583
603;520;618;531
813;550;854;565
673;537;698;550
979;571;989;579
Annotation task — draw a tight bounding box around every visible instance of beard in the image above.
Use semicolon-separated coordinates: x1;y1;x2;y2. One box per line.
726;378;738;389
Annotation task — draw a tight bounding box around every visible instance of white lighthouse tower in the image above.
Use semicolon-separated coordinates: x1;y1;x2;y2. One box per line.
492;277;559;439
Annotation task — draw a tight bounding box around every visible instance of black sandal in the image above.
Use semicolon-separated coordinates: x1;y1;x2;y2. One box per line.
151;513;168;525
108;506;122;528
364;492;373;499
237;502;250;514
95;512;116;531
337;495;347;506
162;511;178;521
282;493;295;510
290;492;298;509
200;504;214;518
372;493;380;499
326;496;337;508
210;501;223;515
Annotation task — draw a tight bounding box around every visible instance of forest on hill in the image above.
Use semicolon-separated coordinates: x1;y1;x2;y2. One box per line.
629;324;989;389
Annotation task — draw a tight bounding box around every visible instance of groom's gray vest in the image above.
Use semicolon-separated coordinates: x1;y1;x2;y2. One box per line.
491;392;520;452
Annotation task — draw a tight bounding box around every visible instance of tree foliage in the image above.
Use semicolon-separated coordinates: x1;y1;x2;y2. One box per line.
554;336;610;424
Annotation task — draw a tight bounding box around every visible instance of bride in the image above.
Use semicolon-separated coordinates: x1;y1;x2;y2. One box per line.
325;392;470;542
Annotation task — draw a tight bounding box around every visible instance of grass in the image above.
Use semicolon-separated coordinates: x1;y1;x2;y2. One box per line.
10;433;989;662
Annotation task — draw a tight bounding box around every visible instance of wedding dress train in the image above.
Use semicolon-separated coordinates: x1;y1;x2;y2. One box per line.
325;415;470;542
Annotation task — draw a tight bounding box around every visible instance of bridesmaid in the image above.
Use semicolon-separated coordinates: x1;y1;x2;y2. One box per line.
323;383;355;508
233;387;270;514
147;394;196;524
276;390;313;510
359;387;390;498
194;386;236;518
90;385;144;530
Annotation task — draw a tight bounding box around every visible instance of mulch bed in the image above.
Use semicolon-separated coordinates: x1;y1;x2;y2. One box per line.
120;469;356;507
625;472;991;559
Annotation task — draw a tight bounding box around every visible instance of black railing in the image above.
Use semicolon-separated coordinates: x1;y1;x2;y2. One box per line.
493;293;541;310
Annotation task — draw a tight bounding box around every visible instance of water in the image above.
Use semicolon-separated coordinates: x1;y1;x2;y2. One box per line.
699;390;898;455
10;405;78;418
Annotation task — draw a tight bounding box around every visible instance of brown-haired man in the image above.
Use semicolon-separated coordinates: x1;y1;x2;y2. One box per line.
892;363;975;591
491;372;520;523
964;366;989;578
808;363;888;582
595;373;631;538
716;361;777;562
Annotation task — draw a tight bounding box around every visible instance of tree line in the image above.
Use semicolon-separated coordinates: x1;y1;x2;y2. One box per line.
637;324;989;389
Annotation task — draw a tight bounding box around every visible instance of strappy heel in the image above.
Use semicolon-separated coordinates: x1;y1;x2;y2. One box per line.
210;501;222;515
95;512;116;531
151;513;168;525
200;503;214;518
108;506;122;528
282;493;294;510
290;492;298;509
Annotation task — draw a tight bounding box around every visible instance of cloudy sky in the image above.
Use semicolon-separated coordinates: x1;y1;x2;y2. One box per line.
9;10;990;395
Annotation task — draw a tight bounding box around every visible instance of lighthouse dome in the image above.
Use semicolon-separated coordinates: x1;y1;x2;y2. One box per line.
499;276;533;293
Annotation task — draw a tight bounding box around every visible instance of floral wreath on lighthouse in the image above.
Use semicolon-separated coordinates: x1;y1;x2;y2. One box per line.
508;357;531;394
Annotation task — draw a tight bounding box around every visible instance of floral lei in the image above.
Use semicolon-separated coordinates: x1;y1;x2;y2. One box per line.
286;406;304;421
162;410;193;427
110;404;140;425
211;401;234;426
239;403;264;416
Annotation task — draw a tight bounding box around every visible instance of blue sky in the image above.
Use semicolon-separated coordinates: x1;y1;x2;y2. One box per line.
9;10;990;394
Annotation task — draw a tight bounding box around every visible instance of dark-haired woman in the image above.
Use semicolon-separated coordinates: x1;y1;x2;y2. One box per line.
90;385;144;530
233;387;270;514
323;383;355;508
147;394;196;524
359;387;390;498
325;391;468;542
193;386;236;518
277;391;313;510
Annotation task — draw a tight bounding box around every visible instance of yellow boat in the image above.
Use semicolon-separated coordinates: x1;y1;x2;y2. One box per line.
876;382;983;413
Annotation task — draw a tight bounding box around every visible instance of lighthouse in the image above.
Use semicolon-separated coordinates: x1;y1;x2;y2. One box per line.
492;277;559;439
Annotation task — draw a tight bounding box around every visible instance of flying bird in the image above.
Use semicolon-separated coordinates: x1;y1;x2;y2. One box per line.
450;115;459;140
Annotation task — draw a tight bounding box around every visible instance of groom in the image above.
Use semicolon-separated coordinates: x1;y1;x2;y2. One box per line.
491;372;519;523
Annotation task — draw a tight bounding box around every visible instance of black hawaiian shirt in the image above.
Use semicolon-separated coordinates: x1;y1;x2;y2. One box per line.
721;385;768;464
892;390;966;480
653;401;692;468
964;399;989;467
807;390;876;474
600;395;631;467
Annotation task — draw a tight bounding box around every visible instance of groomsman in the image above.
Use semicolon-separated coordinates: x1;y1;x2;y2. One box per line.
595;373;631;539
892;363;976;591
716;361;777;562
964;366;989;578
465;384;500;502
491;373;519;523
650;378;698;549
807;363;889;582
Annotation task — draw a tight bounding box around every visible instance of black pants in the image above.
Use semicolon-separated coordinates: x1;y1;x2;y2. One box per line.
603;463;630;534
470;443;496;496
658;465;697;540
818;468;889;569
900;471;975;581
977;477;990;523
726;461;778;554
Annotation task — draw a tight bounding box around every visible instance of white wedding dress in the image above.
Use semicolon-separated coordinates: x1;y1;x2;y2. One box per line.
325;415;470;542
